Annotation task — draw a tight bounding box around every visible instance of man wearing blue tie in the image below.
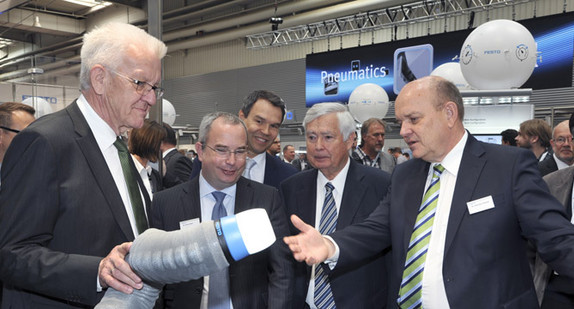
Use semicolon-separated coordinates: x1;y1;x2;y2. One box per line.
280;103;391;309
285;76;574;309
150;112;293;309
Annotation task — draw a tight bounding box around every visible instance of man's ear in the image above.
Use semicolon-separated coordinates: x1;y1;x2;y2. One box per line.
195;142;204;162
444;101;458;127
90;65;106;95
238;110;246;120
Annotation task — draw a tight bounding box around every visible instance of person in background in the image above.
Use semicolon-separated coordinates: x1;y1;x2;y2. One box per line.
394;147;408;165
516;119;552;161
0;102;36;181
161;123;193;188
291;152;313;171
281;103;391;308
282;144;296;163
128;119;166;195
539;119;574;176
285;76;574;309
500;129;518;146
190;90;297;189
150;112;293;309
267;136;281;157
0;101;35;303
351;117;395;174
0;22;167;308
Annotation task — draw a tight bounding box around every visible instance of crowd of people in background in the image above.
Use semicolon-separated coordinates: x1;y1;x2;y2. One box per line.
2;21;574;309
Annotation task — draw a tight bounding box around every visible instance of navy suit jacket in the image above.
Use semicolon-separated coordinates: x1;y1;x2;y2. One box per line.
163;149;193;188
189;153;297;190
0;101;138;308
331;134;574;309
280;159;391;309
150;176;293;309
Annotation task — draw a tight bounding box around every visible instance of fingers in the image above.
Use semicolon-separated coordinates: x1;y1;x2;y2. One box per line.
290;214;311;233
98;242;143;294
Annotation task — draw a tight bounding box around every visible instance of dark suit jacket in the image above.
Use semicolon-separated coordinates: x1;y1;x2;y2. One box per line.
539;154;559;177
0;101;139;308
163;148;193;188
150;176;293;309
331;135;574;309
280;159;391;309
189;153;297;190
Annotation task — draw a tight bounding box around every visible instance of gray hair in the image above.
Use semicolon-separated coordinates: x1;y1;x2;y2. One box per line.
198;112;247;146
303;103;356;141
79;22;167;91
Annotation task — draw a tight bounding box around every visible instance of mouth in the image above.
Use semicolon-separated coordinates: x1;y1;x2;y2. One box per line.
221;168;237;176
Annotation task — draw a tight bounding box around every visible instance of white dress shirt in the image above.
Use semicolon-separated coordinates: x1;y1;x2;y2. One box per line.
131;155;153;199
198;175;236;309
244;152;266;183
76;94;146;238
306;159;350;309
420;131;467;309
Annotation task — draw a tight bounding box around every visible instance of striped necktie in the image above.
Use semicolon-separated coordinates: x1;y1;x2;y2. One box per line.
397;164;444;309
314;182;337;309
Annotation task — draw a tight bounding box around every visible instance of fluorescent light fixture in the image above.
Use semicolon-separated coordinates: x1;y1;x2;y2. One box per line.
62;0;112;7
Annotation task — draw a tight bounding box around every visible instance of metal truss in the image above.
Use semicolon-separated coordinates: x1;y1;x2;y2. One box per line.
246;0;533;49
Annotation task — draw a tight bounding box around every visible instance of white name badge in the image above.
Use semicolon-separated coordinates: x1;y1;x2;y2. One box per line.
179;218;200;229
466;195;495;215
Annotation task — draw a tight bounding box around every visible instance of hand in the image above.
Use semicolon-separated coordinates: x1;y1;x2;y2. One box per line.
98;242;143;294
283;215;335;265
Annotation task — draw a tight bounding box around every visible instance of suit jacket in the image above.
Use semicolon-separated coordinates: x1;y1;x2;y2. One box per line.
280;159;391;309
0;101;139;308
539;154;559;177
332;135;574;309
189;153;297;190
532;166;574;304
163;149;193;188
149;176;293;309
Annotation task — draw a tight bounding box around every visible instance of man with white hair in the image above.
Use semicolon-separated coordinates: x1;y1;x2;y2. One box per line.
281;103;391;308
0;23;167;308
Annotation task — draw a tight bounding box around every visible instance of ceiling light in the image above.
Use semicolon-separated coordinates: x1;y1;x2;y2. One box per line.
62;0;111;7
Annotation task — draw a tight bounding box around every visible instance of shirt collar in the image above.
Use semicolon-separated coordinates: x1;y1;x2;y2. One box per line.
434;131;468;177
76;94;117;151
317;157;351;193
199;173;237;199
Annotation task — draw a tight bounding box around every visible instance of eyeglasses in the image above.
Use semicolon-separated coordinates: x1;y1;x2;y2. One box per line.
111;70;164;98
0;126;20;134
554;136;573;145
204;144;248;159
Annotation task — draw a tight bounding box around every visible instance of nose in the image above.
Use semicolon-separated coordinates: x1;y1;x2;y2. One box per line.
142;88;157;105
399;123;410;138
225;153;237;165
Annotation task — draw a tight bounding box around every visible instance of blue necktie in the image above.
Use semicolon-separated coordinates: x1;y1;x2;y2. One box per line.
314;182;337;309
208;191;230;309
398;164;444;309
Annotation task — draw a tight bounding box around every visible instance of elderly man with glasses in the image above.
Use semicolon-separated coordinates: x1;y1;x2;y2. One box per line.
0;22;167;308
539;119;574;176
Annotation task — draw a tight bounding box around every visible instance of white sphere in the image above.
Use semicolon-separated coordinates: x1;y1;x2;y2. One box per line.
22;97;53;118
460;19;537;90
162;99;176;126
347;83;389;123
431;62;472;90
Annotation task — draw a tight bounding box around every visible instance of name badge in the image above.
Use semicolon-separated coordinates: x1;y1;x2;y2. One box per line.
179;218;200;229
467;195;495;215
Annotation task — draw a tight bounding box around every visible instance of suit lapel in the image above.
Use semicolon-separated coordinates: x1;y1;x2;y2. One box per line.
234;177;253;214
183;177;201;221
444;136;486;254
401;160;431;255
68;102;135;241
297;170;319;226
338;161;367;228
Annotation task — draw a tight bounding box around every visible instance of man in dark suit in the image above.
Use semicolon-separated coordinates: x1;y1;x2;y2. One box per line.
161;123;193;188
190;90;296;189
151;112;293;309
285;76;574;309
281;103;391;308
0;22;167;308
